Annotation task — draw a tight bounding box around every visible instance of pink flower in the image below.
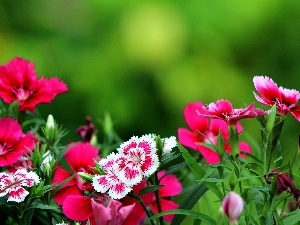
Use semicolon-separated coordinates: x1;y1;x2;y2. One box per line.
0;117;37;166
116;135;159;185
222;191;244;223
253;76;300;120
198;99;268;126
178;102;251;164
122;170;182;225
52;142;99;205
92;153;133;199
62;195;135;225
0;57;68;112
0;169;40;203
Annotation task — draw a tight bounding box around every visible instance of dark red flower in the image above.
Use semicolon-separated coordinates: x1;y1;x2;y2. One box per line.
0;57;68;112
0;117;37;166
76;116;96;142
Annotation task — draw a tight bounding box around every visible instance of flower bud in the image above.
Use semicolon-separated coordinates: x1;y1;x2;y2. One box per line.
221;191;244;223
46;114;55;128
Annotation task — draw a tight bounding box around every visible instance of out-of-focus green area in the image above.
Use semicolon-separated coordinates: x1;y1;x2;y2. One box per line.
0;0;299;151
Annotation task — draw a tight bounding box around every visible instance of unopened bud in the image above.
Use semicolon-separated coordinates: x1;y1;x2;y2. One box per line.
221;191;244;223
78;172;94;183
46;114;55;129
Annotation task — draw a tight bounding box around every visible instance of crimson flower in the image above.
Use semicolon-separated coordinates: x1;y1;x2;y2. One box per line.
0;169;40;203
0;117;37;166
52;142;99;205
62;195;135;225
122;170;182;225
0;57;68;112
253;76;300;121
178;102;251;164
198;99;268;126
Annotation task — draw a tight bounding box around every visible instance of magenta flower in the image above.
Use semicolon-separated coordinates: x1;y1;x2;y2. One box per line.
52;142;99;205
92;153;133;199
116;135;159;185
122;170;182;225
0;169;40;203
222;191;244;223
178;102;251;164
198;99;268;126
253;76;300;120
0;117;37;166
0;57;68;112
62;195;135;225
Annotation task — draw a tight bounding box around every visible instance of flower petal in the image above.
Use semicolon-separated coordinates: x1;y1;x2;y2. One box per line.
8;186;28;203
63;195;93;221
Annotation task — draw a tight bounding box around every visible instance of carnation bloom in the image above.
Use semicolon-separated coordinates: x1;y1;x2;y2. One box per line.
178;102;251;164
222;191;244;223
52;142;99;205
116;135;159;185
92;153;133;199
62;195;135;225
0;169;40;203
253;76;300;121
122;170;182;225
198;99;268;126
0;57;68;112
0;117;37;166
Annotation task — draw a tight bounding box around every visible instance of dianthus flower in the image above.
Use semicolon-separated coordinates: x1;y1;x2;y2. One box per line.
253;76;300;121
0;169;40;203
178;102;251;164
122;170;182;225
198;99;268;126
0;117;37;166
0;57;68;112
62;194;135;225
116;135;159;185
52;142;99;205
92;153;133;199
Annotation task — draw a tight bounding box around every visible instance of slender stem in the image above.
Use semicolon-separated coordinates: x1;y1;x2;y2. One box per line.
129;194;155;225
154;172;164;225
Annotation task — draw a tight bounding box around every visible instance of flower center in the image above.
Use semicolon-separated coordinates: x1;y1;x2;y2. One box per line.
0;143;11;155
14;88;32;102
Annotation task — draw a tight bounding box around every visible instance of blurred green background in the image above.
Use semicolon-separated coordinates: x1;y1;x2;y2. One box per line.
0;0;299;152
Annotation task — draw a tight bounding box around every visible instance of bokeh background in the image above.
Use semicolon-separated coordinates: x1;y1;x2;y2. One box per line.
0;0;299;153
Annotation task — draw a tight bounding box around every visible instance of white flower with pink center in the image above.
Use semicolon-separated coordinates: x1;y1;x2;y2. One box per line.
92;153;132;199
117;135;159;185
0;169;40;203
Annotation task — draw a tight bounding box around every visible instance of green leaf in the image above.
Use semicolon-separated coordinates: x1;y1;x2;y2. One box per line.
148;209;216;225
279;209;300;225
177;142;223;200
266;104;277;133
28;204;59;210
138;185;164;196
159;162;186;181
171;183;208;225
22;208;34;225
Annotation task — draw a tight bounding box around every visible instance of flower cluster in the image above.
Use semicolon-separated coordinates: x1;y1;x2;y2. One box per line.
1;56;300;225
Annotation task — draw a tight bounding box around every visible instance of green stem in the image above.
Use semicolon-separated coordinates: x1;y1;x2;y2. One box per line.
154;172;164;225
